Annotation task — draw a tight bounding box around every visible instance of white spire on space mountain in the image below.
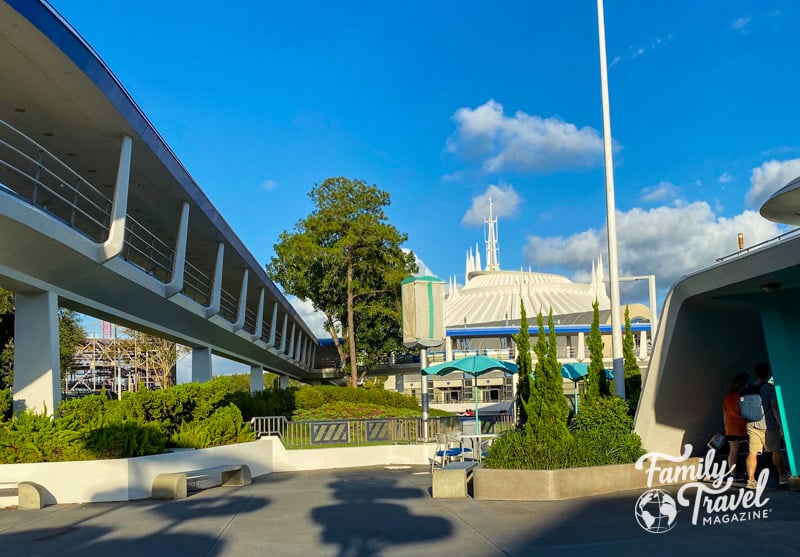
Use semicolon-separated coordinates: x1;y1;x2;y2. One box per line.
484;196;500;271
475;242;482;272
596;255;607;297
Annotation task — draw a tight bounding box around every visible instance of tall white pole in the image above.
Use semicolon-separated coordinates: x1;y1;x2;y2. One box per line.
596;0;625;397
648;274;658;337
420;348;430;440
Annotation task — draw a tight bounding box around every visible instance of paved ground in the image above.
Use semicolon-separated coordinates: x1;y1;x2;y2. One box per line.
1;466;799;557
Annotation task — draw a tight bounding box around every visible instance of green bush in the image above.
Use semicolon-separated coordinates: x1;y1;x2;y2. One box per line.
293;385;419;411
84;421;167;459
485;396;644;470
0;388;11;421
482;430;585;470
0;411;91;463
569;395;644;465
225;387;297;421
58;393;110;431
171;404;254;449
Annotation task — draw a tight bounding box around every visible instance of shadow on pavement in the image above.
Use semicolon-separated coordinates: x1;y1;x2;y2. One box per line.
311;469;452;557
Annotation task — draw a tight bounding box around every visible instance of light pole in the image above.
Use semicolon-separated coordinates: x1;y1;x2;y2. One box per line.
596;0;625;397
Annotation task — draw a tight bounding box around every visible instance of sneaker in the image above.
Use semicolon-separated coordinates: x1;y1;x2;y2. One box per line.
780;474;789;485
746;480;757;490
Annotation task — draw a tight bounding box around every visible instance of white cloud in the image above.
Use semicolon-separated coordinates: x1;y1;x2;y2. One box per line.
447;99;607;173
287;295;330;338
718;172;732;183
461;183;521;226
746;159;800;209
523;202;781;297
640;181;680;203
731;17;751;31
261;179;277;191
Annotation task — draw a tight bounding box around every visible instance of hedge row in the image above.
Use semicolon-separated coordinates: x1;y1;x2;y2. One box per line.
484;396;644;469
293;385;419;412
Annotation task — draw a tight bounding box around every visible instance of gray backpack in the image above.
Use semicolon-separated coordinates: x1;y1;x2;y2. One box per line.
738;383;766;422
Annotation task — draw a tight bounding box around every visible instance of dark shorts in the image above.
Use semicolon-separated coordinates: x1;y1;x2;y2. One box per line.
726;435;747;442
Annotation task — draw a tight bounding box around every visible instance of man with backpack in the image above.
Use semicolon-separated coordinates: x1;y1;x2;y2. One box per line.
743;362;788;489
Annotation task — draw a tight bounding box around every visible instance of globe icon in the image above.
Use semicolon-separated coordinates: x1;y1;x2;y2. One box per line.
635;489;678;533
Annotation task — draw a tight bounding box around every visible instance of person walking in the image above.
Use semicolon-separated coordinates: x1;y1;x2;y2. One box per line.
723;373;749;480
745;363;788;489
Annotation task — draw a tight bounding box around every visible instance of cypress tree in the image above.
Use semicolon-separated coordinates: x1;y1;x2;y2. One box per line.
512;301;531;429
586;298;608;399
525;310;570;444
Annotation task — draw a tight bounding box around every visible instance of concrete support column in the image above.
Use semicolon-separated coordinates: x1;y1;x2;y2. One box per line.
280;314;288;353
269;303;278;347
13;291;60;415
232;269;249;331
288;323;296;358
278;375;289;390
298;336;306;364
97;134;132;262
445;336;453;362
577;332;586;361
205;243;224;318
252;289;265;341
638;331;649;360
249;364;263;393
191;347;213;383
165;202;190;297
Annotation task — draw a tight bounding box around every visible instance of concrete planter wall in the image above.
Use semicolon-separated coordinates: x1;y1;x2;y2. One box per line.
473;458;701;501
0;438;435;506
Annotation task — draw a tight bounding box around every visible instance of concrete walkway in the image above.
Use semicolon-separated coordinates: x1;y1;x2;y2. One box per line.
1;465;799;557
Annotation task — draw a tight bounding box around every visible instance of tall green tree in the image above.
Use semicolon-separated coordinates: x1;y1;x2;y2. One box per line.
512;301;531;428
267;177;417;387
586;299;608;399
525;310;570;444
0;288;13;389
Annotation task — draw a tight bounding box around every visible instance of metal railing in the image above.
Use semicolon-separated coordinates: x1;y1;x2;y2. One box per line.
0;118;112;242
250;415;514;449
0;118;303;354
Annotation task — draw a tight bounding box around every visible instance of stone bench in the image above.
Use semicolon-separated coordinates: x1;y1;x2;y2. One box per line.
432;460;478;499
0;481;47;510
152;464;252;500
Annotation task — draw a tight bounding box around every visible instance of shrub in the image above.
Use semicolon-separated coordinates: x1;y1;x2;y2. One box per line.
171;404;254;449
58;393;110;431
0;410;91;463
294;385;418;411
226;387;297;421
482;430;585;470
569;396;644;465
84;421;167;459
0;388;11;421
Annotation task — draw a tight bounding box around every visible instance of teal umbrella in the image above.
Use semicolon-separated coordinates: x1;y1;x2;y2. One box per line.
559;364;614;413
561;363;588;413
422;355;518;432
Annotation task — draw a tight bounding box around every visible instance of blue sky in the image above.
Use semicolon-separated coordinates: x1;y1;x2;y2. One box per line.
49;1;800;340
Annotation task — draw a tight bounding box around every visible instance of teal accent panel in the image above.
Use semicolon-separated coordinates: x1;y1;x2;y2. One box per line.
776;385;796;475
758;294;800;476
